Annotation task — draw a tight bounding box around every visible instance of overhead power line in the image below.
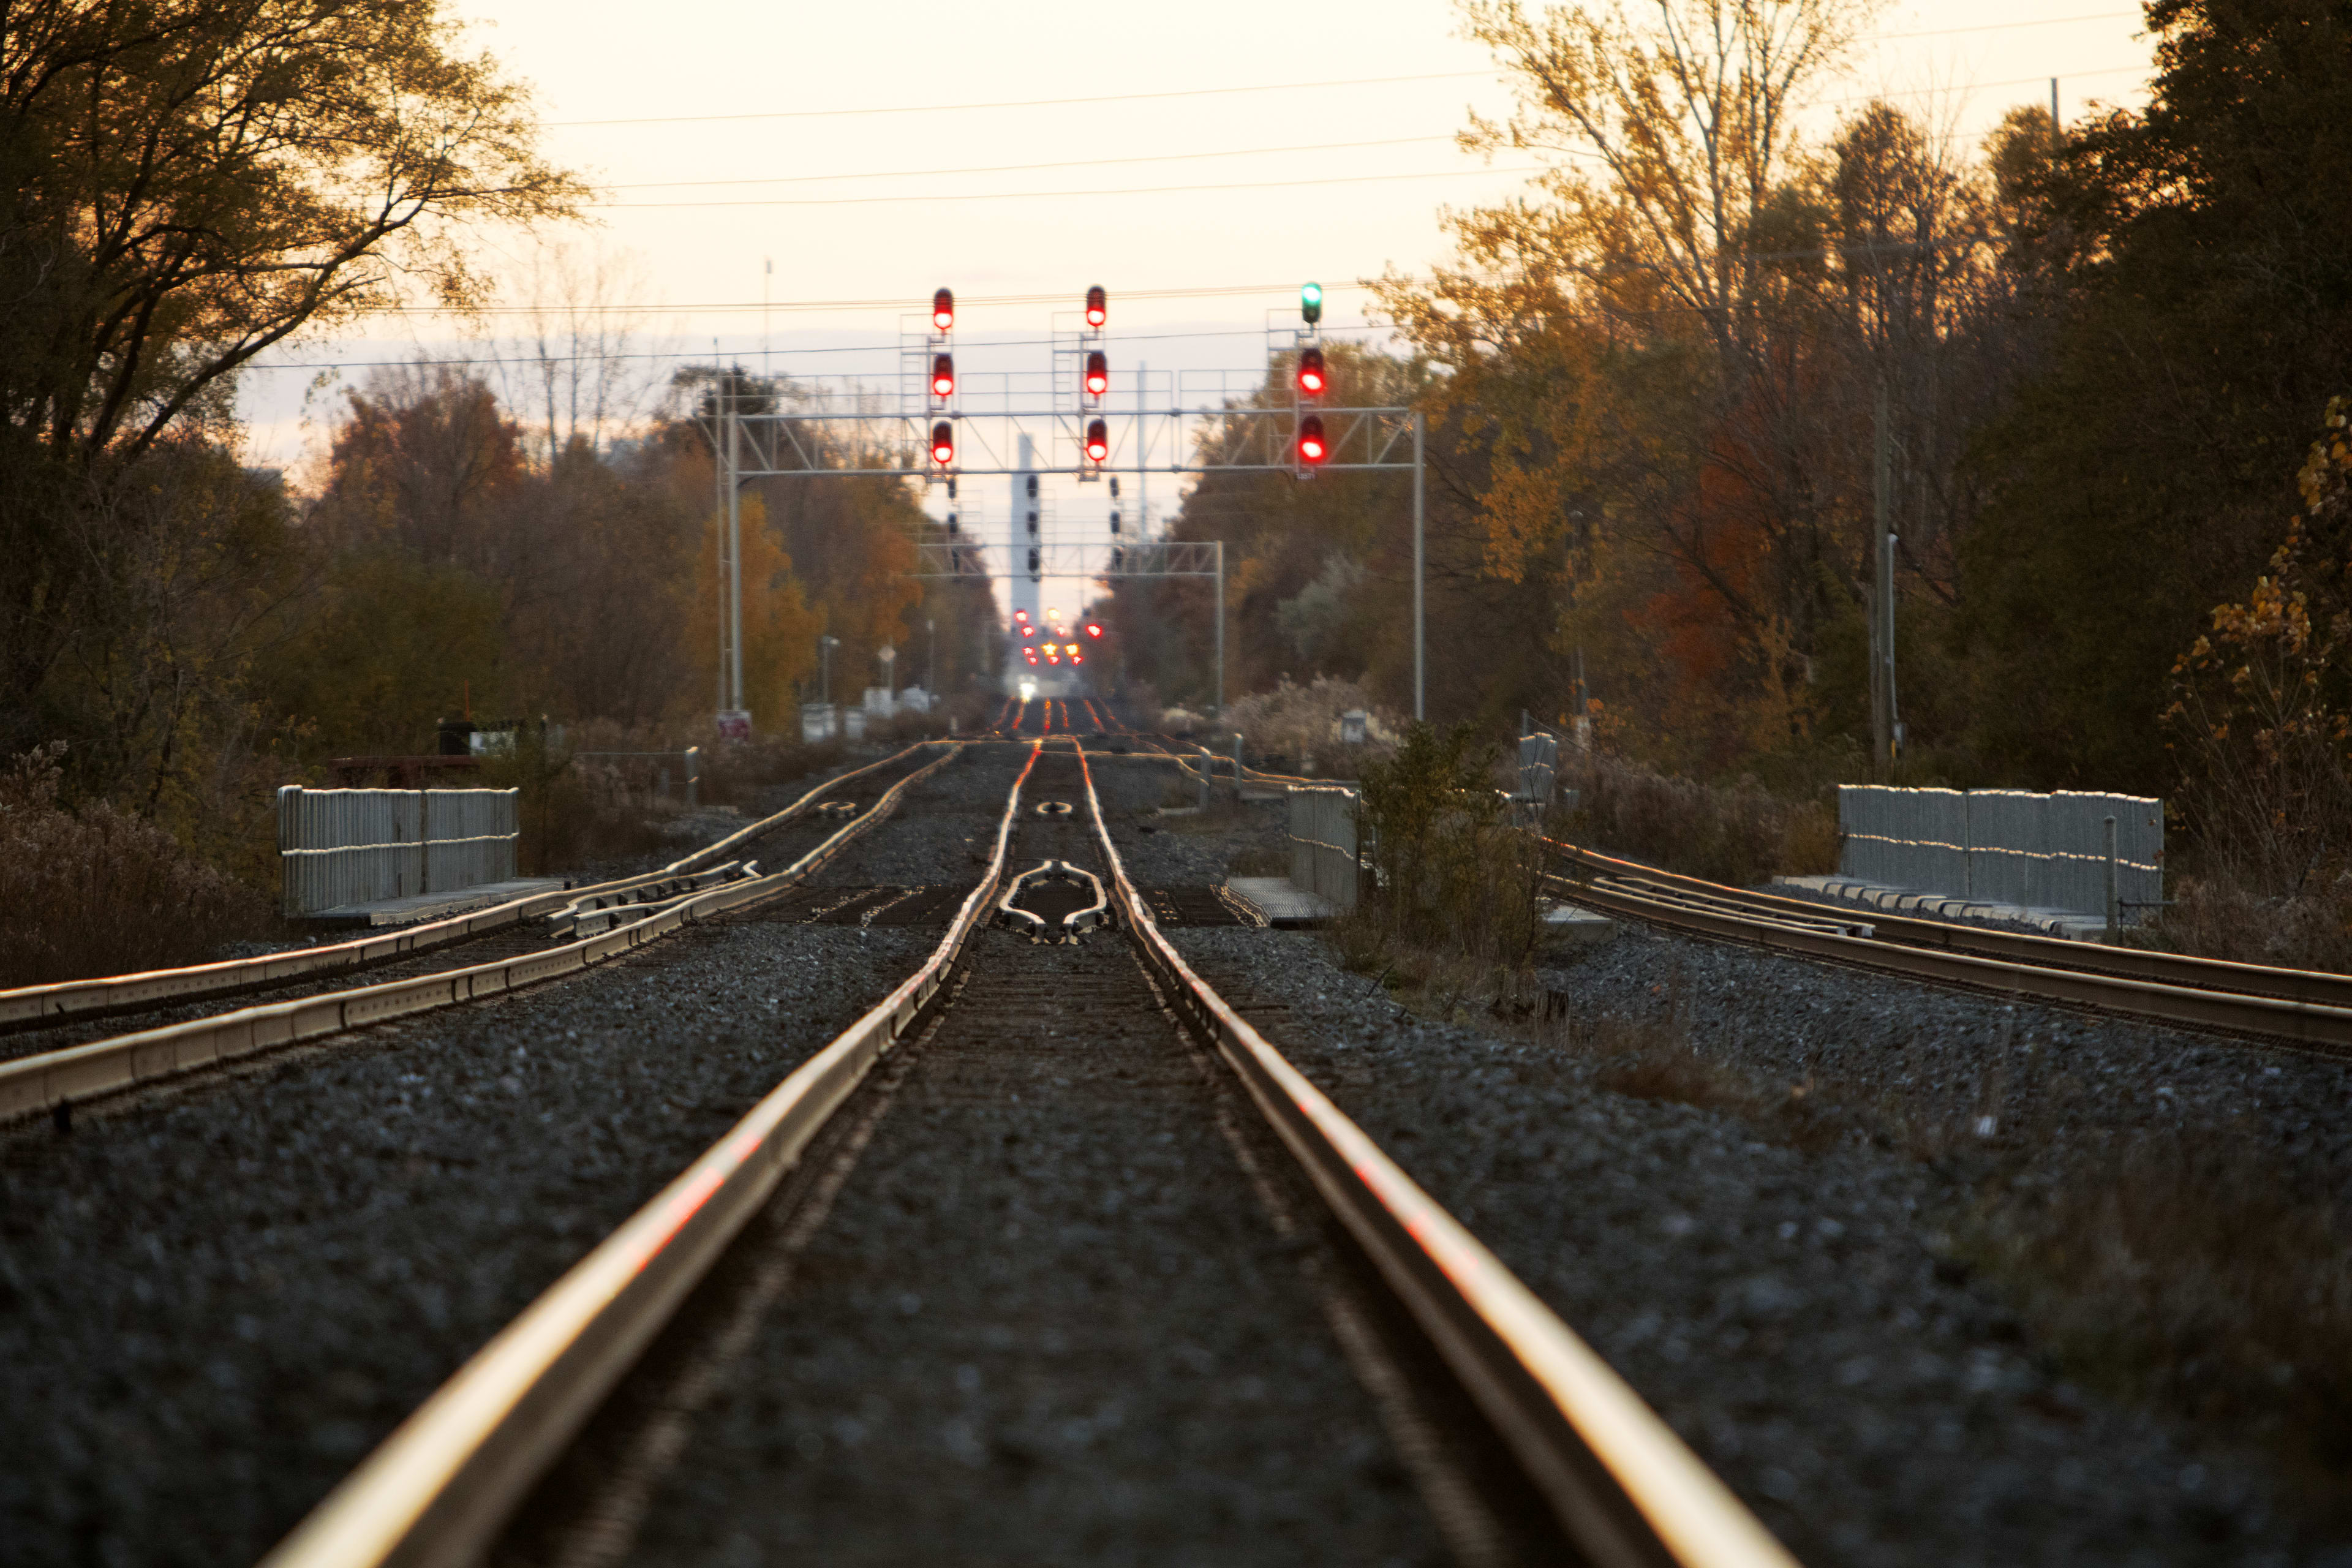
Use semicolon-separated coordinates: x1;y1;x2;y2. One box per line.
552;72;1496;129
244;320;1400;372
594;164;1547;211
552;20;2144;130
605;135;1457;191
371;280;1391;318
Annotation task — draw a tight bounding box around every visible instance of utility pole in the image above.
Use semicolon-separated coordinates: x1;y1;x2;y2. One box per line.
1413;410;1427;723
1213;539;1226;720
1871;382;1898;778
726;398;745;717
927;617;937;695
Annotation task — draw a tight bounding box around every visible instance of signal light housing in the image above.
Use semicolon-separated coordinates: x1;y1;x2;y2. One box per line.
1301;281;1323;325
932;288;954;331
931;354;954;398
1085;285;1106;328
1297;414;1327;466
1298;347;1327;397
1028;548;1040;576
1084;352;1107;399
930;421;954;465
1108;510;1120;535
1085;419;1109;464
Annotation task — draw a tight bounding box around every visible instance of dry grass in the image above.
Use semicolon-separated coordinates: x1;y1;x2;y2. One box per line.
1958;1136;2352;1499
2136;871;2352;974
0;744;268;986
1556;750;1839;886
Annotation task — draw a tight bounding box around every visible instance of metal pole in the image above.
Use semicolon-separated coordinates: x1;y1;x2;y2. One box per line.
927;618;936;695
2103;814;2120;944
1871;383;1891;778
1412;410;1426;723
712;407;725;717
1214;540;1225;720
726;404;745;714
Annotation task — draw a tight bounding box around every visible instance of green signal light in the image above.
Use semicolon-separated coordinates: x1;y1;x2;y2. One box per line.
1301;281;1324;325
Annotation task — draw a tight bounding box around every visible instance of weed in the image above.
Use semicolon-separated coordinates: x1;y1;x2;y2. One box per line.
1555;749;1838;886
0;744;267;986
1956;1134;2352;1501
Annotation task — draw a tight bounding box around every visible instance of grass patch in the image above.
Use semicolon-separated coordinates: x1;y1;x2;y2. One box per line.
0;744;267;986
1555;748;1839;886
1957;1136;2352;1504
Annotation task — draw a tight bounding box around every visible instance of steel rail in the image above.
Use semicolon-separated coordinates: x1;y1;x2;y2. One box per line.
0;747;963;1124
0;742;951;1034
255;742;1043;1568
1546;869;2352;1057
1075;745;1798;1568
1545;835;2352;1032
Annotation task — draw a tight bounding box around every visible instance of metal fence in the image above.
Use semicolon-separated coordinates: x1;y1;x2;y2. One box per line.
277;786;521;917
1287;785;1360;911
1838;785;2163;916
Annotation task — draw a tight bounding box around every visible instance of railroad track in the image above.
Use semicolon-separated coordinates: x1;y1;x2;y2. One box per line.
256;737;1793;1568
0;743;962;1122
1544;836;2352;1057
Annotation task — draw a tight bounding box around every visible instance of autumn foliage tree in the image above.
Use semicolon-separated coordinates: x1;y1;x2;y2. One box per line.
2166;399;2352;894
0;0;581;809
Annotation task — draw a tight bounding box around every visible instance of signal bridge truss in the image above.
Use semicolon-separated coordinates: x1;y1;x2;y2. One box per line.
700;330;1433;721
714;401;1420;479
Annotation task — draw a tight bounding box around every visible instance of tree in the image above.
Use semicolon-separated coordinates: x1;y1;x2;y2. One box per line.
0;0;581;766
1963;0;2352;791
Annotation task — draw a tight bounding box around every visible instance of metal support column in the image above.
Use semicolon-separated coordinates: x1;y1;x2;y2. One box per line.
1214;540;1226;720
1412;411;1426;723
726;406;745;714
1870;383;1890;778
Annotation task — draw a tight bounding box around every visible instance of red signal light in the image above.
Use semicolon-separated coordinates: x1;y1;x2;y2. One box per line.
1085;623;1102;638
1085;419;1109;464
932;354;954;398
930;421;954;465
1297;347;1327;397
1022;624;1035;637
932;288;954;331
1072;653;1083;663
1084;285;1106;328
1084;352;1107;399
1297;413;1327;465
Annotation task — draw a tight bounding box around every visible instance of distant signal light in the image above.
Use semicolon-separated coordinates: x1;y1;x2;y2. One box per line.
1297;347;1327;397
1084;352;1108;399
1085;419;1109;464
931;354;954;398
932;288;954;331
930;421;954;465
1085;285;1106;328
1298;414;1327;465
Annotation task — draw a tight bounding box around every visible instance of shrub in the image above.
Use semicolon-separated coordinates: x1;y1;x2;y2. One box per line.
0;744;266;986
1555;748;1839;886
1224;676;1400;775
1356;723;1543;965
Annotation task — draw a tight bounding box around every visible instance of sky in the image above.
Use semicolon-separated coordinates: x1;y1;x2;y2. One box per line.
238;0;2164;493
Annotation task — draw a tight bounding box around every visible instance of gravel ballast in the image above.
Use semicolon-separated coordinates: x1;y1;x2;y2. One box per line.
1158;916;2340;1567
0;747;1024;1567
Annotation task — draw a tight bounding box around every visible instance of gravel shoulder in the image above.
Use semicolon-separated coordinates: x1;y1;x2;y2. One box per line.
0;748;1019;1567
1167;922;2320;1566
